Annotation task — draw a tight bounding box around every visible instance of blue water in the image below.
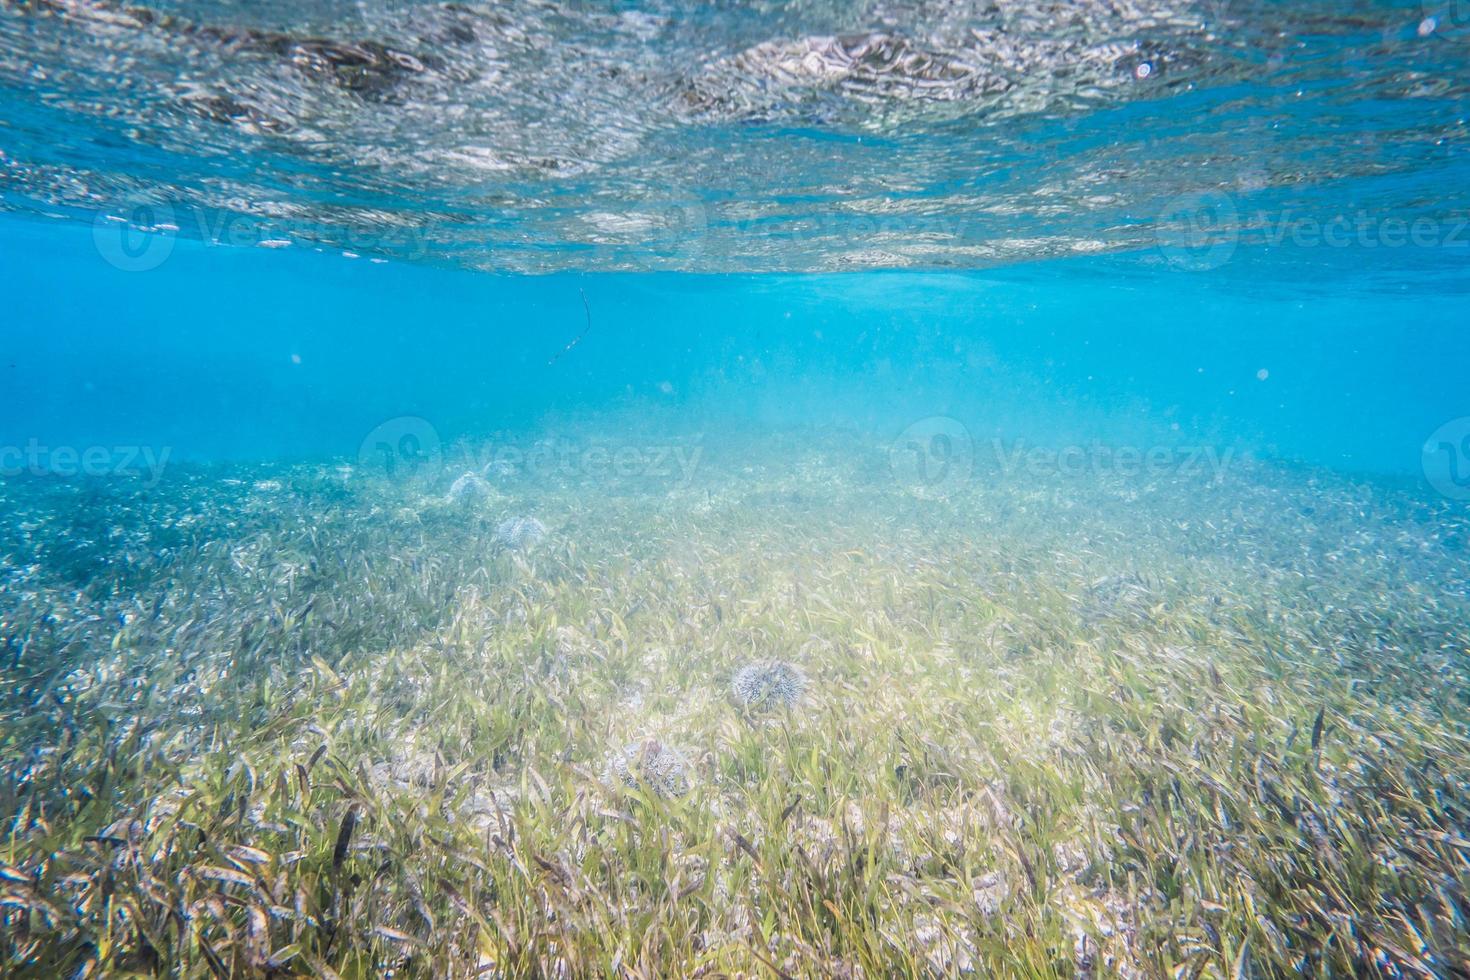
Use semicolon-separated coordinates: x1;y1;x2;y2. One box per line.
3;0;1468;494
4;216;1468;483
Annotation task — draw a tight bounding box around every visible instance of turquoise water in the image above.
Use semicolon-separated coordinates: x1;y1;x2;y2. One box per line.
3;0;1468;485
6;217;1470;479
8;214;1470;478
4;2;1470;977
4;0;1470;480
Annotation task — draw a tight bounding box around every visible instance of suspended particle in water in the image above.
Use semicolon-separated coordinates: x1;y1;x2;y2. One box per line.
1256;368;1269;381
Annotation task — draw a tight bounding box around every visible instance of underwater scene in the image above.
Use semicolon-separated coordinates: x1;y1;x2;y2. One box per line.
3;0;1470;977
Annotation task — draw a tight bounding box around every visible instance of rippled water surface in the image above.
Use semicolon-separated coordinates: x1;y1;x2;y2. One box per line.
4;0;1470;271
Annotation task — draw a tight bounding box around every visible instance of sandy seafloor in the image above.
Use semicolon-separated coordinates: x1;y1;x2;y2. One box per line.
2;423;1468;977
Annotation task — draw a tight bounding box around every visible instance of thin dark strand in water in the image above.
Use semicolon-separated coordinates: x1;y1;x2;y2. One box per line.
333;807;357;870
548;289;592;366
